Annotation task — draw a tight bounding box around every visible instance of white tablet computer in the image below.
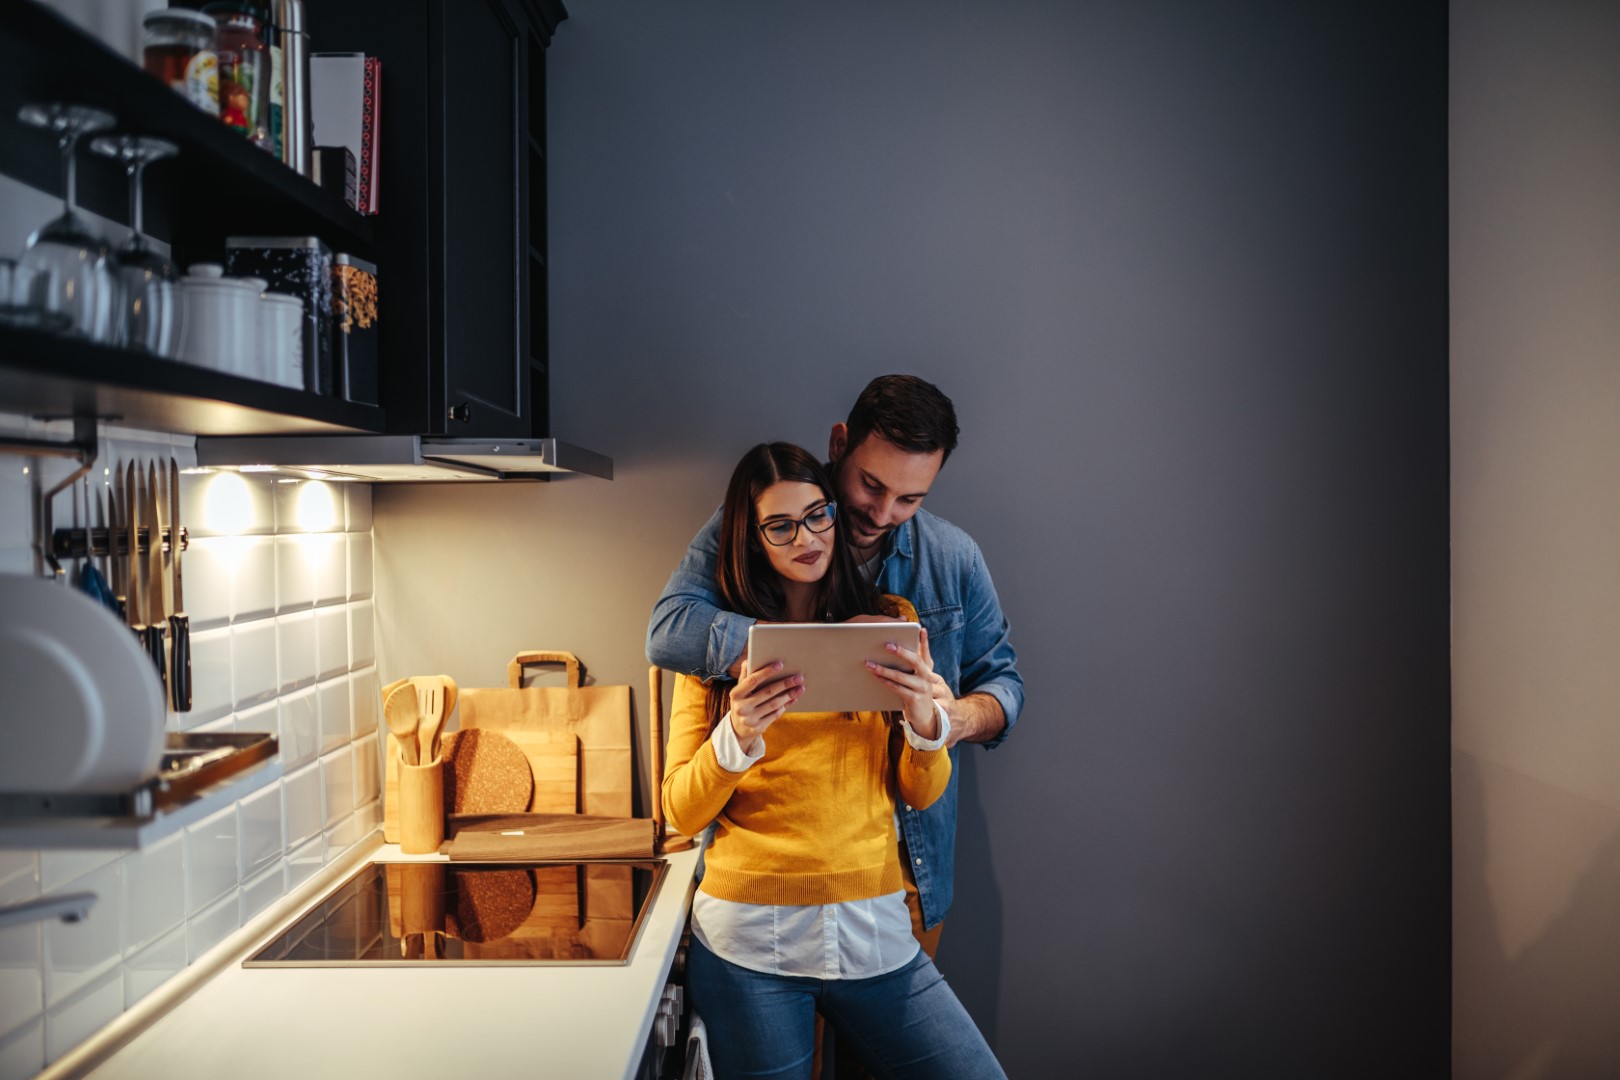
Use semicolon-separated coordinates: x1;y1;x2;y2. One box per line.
746;621;922;714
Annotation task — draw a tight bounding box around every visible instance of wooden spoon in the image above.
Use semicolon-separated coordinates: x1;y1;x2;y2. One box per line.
384;682;420;766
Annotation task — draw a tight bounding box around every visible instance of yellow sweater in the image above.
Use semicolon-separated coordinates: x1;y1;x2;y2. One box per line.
661;598;951;907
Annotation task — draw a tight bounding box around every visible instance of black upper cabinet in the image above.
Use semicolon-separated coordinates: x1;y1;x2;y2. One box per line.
315;0;563;437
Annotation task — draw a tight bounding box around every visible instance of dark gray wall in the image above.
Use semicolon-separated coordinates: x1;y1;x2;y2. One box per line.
541;2;1449;1075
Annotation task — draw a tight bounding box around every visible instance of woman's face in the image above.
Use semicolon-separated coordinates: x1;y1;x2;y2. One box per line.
754;480;836;587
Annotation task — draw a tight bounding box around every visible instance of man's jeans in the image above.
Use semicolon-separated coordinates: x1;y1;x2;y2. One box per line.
687;937;1006;1080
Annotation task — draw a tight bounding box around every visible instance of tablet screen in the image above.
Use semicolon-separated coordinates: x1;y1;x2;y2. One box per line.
746;621;922;714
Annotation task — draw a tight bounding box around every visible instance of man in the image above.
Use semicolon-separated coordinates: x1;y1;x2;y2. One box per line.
646;374;1023;952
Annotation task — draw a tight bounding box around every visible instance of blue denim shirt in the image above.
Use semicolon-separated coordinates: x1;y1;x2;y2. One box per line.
646;507;1024;929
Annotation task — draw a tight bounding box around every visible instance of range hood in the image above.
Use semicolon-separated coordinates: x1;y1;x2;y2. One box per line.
193;435;612;482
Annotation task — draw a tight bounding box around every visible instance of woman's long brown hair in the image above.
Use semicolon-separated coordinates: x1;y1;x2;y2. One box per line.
705;442;891;730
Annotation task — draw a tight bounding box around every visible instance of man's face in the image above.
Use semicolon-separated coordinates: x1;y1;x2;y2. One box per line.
828;427;944;556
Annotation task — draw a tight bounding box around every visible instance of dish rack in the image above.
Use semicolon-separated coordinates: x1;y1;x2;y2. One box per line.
0;731;277;820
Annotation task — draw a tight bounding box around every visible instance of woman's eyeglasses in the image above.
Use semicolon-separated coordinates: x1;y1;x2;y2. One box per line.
758;501;837;547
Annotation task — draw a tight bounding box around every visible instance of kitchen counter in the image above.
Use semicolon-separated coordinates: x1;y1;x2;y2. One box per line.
71;838;703;1080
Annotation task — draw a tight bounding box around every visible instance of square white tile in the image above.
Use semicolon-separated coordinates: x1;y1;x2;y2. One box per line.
229;535;277;623
0;1016;42;1080
353;733;381;807
43;968;121;1066
0;459;29;557
308;532;346;606
184;471;273;538
184;806;238;917
185;892;239;966
0;920;41;1042
349;600;375;669
285;837;324;891
278;688;319;769
351;667;379;740
317;677;351;754
345;485;372;533
274;536;314;613
346;534;373;599
282;762;324;849
187;625;235;724
239;861;285;925
119;833;184;956
314;606;349;681
276;610;316;691
122;924;186;1010
41;861;121;1008
238;780;284;877
229;618;278;710
179;537;233;631
234;699;278;740
38;852;117;897
0;855;37;902
320;745;355;829
274;480;344;534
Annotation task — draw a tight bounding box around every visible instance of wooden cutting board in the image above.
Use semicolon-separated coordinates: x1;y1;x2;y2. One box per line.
445;813;655;861
384;732;579;843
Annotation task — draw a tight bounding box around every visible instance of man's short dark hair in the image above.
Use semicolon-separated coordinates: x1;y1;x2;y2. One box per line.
845;375;960;463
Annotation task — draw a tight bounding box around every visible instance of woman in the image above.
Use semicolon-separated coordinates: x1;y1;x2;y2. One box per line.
661;442;1005;1080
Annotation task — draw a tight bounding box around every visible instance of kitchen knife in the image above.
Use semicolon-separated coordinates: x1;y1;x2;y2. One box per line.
168;458;191;712
142;462;167;693
106;485;126;622
125;462;142;643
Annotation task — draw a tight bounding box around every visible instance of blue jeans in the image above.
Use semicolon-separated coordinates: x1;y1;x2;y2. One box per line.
686;937;1007;1080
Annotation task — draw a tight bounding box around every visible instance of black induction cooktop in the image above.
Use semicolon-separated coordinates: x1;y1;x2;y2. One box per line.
244;860;667;968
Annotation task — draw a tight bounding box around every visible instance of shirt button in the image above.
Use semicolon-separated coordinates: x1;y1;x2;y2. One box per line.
914;857;923;866
904;804;913;812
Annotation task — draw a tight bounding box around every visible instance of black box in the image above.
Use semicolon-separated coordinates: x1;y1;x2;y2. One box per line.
313;145;358;210
333;253;379;405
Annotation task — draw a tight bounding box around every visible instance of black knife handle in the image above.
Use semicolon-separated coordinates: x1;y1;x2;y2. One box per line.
143;624;167;696
169;613;192;713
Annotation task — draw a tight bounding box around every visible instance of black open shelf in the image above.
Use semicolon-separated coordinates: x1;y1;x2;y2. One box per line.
0;325;384;436
0;1;372;263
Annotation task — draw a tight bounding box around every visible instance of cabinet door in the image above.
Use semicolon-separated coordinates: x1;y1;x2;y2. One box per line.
431;0;529;435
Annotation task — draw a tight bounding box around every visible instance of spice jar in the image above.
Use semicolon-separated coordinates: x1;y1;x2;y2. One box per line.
332;253;378;404
142;10;220;117
204;2;271;149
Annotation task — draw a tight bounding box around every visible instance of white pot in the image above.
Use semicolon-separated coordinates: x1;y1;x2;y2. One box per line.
176;263;260;376
259;293;305;388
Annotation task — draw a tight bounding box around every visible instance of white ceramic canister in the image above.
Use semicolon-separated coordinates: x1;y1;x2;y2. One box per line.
176;263;259;376
258;292;305;388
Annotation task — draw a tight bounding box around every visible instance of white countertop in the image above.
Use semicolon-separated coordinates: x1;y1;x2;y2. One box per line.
78;840;703;1080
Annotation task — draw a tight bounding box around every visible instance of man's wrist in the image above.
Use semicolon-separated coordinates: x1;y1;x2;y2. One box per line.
948;693;1007;747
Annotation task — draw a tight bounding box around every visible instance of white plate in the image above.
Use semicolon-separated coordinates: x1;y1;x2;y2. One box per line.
0;574;165;794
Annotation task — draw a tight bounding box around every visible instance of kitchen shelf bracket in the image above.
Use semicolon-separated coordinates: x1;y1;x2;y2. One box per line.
0;416;98;578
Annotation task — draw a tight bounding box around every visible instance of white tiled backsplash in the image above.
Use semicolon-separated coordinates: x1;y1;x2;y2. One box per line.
0;420;382;1078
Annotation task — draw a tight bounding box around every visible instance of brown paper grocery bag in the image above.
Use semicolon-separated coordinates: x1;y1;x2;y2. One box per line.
458;651;634;820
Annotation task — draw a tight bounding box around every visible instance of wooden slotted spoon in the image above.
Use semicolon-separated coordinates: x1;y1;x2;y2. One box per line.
384;682;420;766
411;676;444;765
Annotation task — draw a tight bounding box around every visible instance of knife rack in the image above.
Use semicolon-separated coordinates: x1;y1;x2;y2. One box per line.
51;525;189;561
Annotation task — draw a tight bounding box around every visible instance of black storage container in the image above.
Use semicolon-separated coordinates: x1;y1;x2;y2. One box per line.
332;252;378;405
224;236;334;395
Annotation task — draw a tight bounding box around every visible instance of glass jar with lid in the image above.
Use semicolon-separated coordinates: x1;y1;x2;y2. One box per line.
142;10;220;116
204;2;271;149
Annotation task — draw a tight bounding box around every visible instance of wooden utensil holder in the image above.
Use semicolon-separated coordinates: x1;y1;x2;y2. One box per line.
398;756;445;854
